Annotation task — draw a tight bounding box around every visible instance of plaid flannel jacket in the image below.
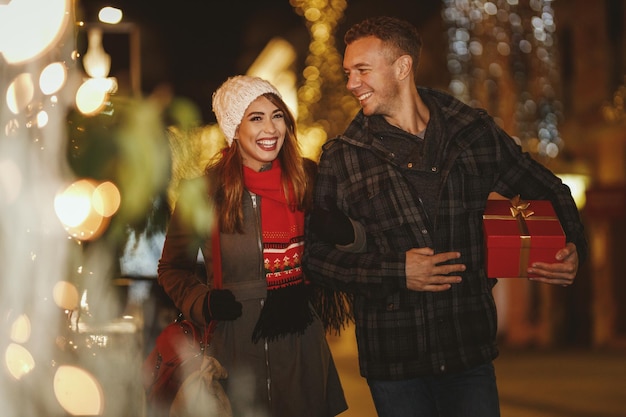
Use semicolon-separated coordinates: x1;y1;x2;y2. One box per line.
303;87;588;380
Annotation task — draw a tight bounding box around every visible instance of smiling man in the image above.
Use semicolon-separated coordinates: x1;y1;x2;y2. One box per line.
303;16;588;417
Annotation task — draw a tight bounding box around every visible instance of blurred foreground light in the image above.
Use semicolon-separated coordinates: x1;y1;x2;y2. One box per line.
36;110;49;128
6;73;35;115
98;6;123;24
75;78;110;116
55;179;96;228
54;179;118;241
0;159;22;204
83;28;111;79
10;314;31;344
53;281;80;310
54;365;104;416
0;0;69;64
39;62;67;95
93;181;121;217
4;343;35;380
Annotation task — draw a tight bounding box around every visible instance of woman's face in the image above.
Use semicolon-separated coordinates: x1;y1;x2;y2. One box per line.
234;95;286;171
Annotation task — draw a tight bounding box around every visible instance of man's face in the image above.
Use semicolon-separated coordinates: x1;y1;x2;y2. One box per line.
343;36;401;117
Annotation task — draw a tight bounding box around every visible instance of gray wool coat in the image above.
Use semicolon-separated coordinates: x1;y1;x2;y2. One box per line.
158;171;347;417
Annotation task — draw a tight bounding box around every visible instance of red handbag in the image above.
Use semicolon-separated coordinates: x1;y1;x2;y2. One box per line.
143;228;223;415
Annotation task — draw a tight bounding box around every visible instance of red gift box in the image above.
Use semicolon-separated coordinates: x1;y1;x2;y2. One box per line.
483;196;565;278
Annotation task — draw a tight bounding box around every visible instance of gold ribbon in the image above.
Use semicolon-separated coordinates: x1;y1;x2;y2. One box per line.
509;196;532;277
484;196;562;276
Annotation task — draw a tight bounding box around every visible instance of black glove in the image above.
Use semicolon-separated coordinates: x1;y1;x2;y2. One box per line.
207;289;242;320
309;196;354;246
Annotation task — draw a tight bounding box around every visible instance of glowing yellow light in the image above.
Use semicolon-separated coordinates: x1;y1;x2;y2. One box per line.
5;343;35;380
53;281;80;310
558;174;590;210
304;7;321;21
98;7;123;24
247;38;299;119
92;181;121;217
6;73;35;115
10;314;31;344
75;78;109;116
55;179;114;241
39;62;67;95
83;28;111;78
55;180;96;228
54;365;104;416
0;0;69;64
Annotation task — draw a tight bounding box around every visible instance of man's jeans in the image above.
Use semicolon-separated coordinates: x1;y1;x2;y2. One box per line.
367;362;500;417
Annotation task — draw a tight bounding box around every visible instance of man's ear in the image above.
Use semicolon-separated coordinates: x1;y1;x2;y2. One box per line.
396;55;413;81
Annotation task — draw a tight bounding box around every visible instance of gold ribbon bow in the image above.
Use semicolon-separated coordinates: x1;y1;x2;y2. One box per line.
509;195;534;219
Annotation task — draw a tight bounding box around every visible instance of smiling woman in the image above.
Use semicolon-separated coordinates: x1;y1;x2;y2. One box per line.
155;75;351;416
234;96;287;171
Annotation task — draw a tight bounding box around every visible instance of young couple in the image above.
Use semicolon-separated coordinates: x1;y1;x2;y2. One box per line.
157;16;587;417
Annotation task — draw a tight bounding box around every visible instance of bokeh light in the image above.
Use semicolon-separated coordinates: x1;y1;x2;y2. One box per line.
9;314;31;344
0;0;69;64
54;179;119;241
6;73;35;115
53;281;80;311
39;62;67;95
75;78;110;116
98;7;123;25
53;365;104;416
4;343;35;380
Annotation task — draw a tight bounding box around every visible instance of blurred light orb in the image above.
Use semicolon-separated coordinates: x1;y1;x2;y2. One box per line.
10;314;31;344
6;73;35;115
484;2;498;15
75;78;109;115
55;179;96;228
4;343;35;380
93;181;121;217
53;281;80;310
54;365;104;416
0;0;69;64
37;110;49;128
55;179;113;240
98;7;123;24
40;62;67;95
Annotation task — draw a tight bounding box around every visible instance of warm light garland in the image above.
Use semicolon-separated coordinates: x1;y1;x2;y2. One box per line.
442;0;563;159
290;0;358;160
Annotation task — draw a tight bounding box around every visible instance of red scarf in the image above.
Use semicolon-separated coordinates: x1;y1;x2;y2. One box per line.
243;160;305;290
243;160;311;341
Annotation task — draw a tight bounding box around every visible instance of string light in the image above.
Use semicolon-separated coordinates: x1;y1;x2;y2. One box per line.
290;0;358;160
442;0;563;159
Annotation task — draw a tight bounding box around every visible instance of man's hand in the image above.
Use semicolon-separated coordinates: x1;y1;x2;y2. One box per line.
405;248;465;292
527;242;578;286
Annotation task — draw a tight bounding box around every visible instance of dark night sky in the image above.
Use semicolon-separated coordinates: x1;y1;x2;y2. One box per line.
80;0;444;123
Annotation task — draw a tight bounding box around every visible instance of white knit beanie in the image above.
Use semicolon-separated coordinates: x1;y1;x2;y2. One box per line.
212;75;282;146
